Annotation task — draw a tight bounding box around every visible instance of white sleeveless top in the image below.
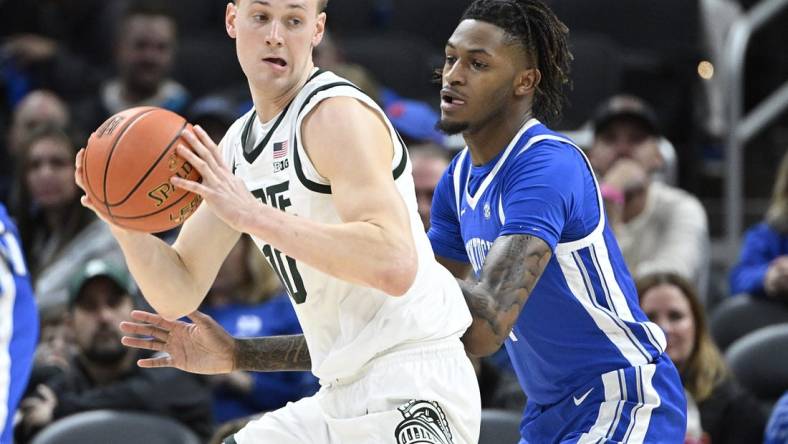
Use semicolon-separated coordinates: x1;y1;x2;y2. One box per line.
220;69;471;381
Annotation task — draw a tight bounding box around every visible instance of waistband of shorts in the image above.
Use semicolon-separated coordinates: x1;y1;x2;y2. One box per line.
320;335;465;388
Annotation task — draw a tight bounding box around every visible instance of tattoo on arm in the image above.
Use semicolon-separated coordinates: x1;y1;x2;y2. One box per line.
235;335;311;372
458;235;552;350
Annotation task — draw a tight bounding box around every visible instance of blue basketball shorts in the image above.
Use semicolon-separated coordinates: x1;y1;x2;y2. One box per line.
519;355;687;443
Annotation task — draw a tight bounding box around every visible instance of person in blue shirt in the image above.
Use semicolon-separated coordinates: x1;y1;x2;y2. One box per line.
427;0;687;442
0;204;38;444
729;149;788;300
765;391;788;444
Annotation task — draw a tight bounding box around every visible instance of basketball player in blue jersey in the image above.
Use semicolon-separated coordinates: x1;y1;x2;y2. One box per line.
0;204;38;444
428;1;687;442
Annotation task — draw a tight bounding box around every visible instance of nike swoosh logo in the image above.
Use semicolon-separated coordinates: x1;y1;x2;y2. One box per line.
573;388;594;406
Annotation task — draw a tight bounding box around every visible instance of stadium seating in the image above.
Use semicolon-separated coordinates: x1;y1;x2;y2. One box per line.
725;324;788;409
30;410;201;444
479;408;522;444
341;33;443;104
710;294;788;351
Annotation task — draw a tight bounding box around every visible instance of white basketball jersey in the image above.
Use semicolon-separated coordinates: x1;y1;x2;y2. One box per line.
220;69;472;382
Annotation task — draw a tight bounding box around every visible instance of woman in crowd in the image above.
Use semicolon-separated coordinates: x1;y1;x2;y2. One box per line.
637;272;767;444
11;124;122;317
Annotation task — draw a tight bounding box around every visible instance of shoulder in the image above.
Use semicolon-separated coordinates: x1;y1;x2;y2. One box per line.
507;138;587;184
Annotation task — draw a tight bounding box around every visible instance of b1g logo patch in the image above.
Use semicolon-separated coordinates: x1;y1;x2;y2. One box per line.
273;140;289;172
394;400;453;444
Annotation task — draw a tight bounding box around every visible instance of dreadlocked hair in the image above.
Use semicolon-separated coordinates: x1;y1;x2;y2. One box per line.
462;0;572;124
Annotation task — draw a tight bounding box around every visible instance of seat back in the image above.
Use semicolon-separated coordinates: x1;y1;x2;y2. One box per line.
479;408;522;444
725;324;788;405
710;295;788;351
31;410;201;444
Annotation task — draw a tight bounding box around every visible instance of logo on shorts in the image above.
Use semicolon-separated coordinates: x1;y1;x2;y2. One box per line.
394;400;453;444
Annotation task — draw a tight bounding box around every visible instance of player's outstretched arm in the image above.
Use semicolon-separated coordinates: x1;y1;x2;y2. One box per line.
120;310;311;373
451;234;552;357
174;98;418;296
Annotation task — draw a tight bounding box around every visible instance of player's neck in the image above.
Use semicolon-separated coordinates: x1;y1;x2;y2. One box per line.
250;63;315;122
465;110;534;166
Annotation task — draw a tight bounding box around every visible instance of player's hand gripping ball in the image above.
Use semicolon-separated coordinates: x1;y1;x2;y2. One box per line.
81;107;203;233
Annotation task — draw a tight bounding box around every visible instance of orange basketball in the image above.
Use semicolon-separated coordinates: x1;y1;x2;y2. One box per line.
82;107;203;233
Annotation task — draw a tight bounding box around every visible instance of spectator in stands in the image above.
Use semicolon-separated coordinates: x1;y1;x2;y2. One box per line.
590;95;710;296
201;236;317;425
765;391;788;444
729;148;788;301
7;90;70;158
16;259;213;442
0;0;117;102
410;144;450;231
73;1;189;135
10;125;122;318
637;272;767;444
2;90;70;205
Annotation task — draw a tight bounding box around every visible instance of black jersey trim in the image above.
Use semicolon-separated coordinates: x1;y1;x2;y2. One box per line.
240;102;292;164
293;82;408;194
392;130;409;181
237;70;325;165
292;82;360;194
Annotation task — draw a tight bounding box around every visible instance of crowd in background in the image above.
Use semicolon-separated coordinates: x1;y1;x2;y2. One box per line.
1;0;787;442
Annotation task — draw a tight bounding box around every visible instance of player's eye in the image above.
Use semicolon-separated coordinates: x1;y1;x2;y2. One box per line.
472;60;488;70
253;13;268;23
444;55;457;66
288;17;303;26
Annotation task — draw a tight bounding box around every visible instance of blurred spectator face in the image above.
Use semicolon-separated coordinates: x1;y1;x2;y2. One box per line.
116;14;177;96
591;117;663;176
411;151;449;230
71;277;133;364
226;0;325;95
640;283;696;368
8;91;69;156
25;136;77;210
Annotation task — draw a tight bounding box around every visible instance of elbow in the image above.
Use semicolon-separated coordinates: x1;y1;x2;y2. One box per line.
463;335;503;357
148;291;201;321
461;323;506;357
378;251;418;297
154;305;193;322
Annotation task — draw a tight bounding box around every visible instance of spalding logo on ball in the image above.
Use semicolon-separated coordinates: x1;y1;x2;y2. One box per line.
82;106;203;233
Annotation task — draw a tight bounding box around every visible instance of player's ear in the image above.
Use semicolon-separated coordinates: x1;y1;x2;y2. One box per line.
515;68;541;97
312;12;326;47
226;2;238;39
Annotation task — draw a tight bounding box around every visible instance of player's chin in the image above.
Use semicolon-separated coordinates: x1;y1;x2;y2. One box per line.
436;117;470;136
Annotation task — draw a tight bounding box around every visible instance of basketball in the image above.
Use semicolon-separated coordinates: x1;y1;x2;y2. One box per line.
81;107;203;233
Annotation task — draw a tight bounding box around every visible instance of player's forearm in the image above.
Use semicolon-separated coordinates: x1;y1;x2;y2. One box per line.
111;228;203;319
234;335;311;372
243;203;417;296
458;235;552;356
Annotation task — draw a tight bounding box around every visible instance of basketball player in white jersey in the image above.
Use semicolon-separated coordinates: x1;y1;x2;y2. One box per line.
74;0;480;443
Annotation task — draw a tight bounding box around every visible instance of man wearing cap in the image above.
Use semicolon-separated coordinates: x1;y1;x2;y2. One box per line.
588;95;710;294
16;259;213;441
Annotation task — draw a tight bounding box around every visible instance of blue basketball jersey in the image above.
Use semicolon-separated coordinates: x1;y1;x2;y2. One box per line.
0;204;38;444
428;119;670;406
